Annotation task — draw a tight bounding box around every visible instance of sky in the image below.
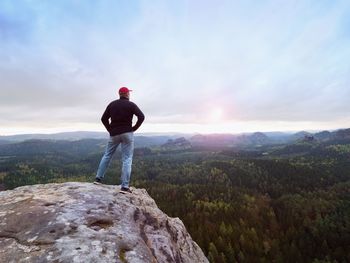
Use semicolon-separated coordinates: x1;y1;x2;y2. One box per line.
0;0;350;135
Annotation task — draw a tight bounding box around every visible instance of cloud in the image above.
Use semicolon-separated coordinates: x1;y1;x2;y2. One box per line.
0;0;350;134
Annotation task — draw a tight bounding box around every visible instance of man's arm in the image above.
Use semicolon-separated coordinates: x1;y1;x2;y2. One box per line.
101;105;111;132
132;105;145;132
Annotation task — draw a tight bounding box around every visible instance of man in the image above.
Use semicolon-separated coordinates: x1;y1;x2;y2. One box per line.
94;87;145;194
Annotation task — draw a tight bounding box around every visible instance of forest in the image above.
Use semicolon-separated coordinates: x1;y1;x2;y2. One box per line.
0;136;349;263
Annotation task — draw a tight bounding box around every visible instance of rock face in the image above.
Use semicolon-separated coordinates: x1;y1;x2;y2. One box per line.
0;182;208;263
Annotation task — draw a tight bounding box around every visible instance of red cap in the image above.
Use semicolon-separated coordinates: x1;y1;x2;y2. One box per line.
119;87;132;93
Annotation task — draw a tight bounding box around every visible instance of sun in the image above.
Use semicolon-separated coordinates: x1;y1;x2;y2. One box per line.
209;108;223;121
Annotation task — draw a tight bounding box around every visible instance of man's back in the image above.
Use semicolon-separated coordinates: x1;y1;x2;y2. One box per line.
101;97;145;136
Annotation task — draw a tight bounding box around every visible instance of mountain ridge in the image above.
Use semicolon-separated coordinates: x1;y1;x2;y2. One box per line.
1;129;349;154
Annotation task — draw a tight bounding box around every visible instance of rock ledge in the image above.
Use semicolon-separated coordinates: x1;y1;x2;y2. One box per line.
0;182;208;263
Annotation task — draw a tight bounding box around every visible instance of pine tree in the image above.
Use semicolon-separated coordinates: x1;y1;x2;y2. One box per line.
208;242;219;262
219;252;227;263
219;221;227;236
226;242;236;263
238;250;245;262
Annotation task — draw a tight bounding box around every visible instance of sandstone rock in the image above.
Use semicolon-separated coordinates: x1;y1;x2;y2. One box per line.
0;182;208;263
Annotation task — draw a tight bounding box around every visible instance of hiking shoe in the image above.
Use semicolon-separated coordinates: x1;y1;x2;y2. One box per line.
93;178;102;185
120;187;132;194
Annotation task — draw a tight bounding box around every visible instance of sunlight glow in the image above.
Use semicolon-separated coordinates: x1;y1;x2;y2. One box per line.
209;108;223;122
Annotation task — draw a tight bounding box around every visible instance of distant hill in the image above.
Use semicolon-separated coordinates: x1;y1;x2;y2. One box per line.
291;131;312;141
0;132;174;148
0;131;191;142
0;140;11;145
189;132;273;147
334;128;350;139
307;128;350;142
0;131;108;142
314;130;332;141
0;139;106;157
1;129;349;149
267;128;350;157
237;132;272;146
190;134;236;147
161;137;192;150
134;135;172;147
0;137;177;157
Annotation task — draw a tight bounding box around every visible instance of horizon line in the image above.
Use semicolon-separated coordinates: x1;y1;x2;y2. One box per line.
1;127;348;137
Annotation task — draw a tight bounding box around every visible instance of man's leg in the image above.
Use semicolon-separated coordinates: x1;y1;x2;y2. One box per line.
96;136;120;180
120;132;134;189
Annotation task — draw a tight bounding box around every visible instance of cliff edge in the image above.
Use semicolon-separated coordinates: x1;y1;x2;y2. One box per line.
0;182;208;263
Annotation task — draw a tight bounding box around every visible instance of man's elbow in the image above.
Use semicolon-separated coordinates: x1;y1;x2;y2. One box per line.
101;116;108;123
140;115;145;123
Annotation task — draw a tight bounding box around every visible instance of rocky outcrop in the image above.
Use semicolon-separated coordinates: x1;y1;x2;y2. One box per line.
0;182;208;263
161;137;192;151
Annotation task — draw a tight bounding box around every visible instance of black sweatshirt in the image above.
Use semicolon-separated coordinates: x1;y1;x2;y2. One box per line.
101;97;145;136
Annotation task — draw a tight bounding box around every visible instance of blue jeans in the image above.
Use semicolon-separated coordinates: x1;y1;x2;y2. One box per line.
96;132;134;188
